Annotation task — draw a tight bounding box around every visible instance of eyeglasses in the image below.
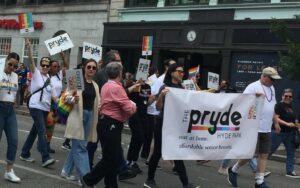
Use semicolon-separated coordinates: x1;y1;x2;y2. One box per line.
8;62;19;69
41;64;50;68
87;65;97;70
284;95;293;99
175;70;185;75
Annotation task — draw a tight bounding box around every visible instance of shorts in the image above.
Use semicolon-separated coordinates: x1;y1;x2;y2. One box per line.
255;132;271;154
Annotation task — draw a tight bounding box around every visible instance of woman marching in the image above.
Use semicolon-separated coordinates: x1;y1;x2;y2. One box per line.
0;52;21;182
144;63;200;188
61;59;100;182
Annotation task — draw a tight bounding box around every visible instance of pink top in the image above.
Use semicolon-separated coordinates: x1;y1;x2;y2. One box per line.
101;80;136;122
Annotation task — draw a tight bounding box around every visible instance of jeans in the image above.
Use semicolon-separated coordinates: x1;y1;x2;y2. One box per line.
221;158;257;172
21;108;50;163
62;110;93;178
0;102;18;164
270;131;296;173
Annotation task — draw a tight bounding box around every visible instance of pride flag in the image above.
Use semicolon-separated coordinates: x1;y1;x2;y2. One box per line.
18;13;34;34
188;66;199;79
142;36;153;56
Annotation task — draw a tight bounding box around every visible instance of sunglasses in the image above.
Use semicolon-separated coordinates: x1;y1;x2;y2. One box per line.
284;95;293;99
41;64;50;68
87;65;97;70
175;70;185;75
267;76;275;82
8;62;19;69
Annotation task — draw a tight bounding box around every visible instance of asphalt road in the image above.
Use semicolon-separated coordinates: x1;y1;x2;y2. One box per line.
0;114;299;188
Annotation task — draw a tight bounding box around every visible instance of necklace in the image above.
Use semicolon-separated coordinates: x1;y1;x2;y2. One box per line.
261;84;273;102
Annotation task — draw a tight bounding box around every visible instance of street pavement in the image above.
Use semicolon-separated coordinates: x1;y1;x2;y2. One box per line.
0;111;299;188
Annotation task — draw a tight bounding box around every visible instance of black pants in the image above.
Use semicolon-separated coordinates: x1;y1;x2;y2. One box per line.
140;114;156;159
127;113;145;162
83;116;123;187
147;118;189;186
87;116;101;169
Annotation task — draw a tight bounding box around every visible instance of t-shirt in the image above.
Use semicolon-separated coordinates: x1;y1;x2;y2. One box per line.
50;70;63;98
0;71;18;102
29;70;53;111
275;102;296;132
82;81;96;111
243;80;276;133
147;74;165;115
129;83;151;116
15;68;28;86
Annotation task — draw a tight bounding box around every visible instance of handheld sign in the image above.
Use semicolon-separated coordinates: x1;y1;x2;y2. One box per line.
44;33;74;56
82;42;102;62
0;58;5;78
207;72;219;90
142;36;153;56
18;13;34;34
65;69;84;91
182;80;196;90
136;58;150;81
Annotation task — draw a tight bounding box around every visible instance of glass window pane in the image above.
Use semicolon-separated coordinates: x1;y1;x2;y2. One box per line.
218;0;270;4
0;37;11;58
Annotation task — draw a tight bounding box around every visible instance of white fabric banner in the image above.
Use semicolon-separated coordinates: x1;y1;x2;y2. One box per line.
44;33;74;56
162;88;264;160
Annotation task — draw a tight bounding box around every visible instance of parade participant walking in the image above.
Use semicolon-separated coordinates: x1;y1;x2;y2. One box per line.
0;52;21;182
46;52;69;154
144;63;200;188
61;59;100;181
20;39;55;167
269;88;299;178
82;62;136;188
228;67;282;188
15;62;28;107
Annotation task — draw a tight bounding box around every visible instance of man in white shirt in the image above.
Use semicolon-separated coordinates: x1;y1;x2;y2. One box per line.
228;67;281;188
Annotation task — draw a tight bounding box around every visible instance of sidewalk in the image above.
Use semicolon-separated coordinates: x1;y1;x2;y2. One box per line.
15;105;300;165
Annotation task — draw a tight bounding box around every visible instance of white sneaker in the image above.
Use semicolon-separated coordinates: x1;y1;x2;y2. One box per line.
218;167;228;175
4;169;21;183
42;158;55;167
61;170;77;181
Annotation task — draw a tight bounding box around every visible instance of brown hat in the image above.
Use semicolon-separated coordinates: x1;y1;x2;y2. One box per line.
262;67;281;79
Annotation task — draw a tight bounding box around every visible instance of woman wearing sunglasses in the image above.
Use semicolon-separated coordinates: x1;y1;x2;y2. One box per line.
269;88;299;178
20;39;55;167
0;52;21;182
144;63;200;188
61;59;100;183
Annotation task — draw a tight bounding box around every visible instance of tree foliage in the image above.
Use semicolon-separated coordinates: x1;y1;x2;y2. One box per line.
270;19;300;81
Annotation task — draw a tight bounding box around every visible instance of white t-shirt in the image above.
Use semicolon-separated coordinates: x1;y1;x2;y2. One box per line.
50;70;63;98
0;71;18;102
147;73;165;116
243;80;276;133
29;70;53;111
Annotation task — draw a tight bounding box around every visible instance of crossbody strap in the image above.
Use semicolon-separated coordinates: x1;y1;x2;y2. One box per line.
31;77;50;101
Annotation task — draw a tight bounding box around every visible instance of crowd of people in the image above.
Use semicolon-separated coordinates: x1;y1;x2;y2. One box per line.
0;38;299;188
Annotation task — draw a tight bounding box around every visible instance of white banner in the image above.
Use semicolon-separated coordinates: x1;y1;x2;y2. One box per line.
207;72;219;90
162;88;264;160
135;58;150;81
82;42;102;62
44;33;74;56
65;69;84;91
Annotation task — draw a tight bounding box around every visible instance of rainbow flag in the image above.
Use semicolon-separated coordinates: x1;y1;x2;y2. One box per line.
142;36;153;56
188;66;199;79
18;13;34;34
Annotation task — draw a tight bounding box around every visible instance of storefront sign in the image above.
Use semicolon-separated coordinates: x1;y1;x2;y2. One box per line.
0;19;42;30
162;88;264;160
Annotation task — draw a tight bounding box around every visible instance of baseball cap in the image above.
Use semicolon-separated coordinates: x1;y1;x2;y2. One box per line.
262;67;282;79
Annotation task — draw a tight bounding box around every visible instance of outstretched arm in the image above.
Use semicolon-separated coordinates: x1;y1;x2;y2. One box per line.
25;38;36;73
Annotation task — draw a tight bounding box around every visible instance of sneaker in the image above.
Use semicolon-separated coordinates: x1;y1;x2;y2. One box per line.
183;183;200;188
227;167;238;187
42;158;55;167
218;167;228;175
61;143;71;150
19;156;35;163
131;163;142;174
264;171;271;178
286;171;300;179
254;181;269;188
144;179;159;188
61;170;77;181
4;169;21;183
119;169;137;181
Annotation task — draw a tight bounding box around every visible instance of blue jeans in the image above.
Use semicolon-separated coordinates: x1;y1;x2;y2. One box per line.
62;110;93;178
221;158;257;172
21;108;50;163
270;131;295;173
0;102;18;164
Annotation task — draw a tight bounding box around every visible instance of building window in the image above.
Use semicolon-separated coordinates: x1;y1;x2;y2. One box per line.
281;0;299;2
125;0;158;7
23;38;39;66
218;0;270;4
0;37;11;58
165;0;209;6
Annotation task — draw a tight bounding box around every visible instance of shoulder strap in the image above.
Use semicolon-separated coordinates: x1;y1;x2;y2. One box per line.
31;77;51;98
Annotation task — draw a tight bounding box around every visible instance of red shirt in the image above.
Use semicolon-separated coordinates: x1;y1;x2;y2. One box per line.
101;80;136;122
